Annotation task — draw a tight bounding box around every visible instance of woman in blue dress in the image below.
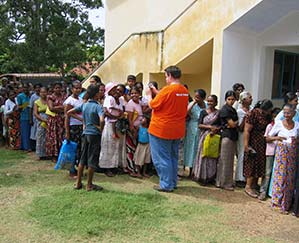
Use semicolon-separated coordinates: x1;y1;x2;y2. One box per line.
183;89;206;176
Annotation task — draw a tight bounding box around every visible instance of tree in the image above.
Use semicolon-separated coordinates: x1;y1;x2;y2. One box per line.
0;0;104;75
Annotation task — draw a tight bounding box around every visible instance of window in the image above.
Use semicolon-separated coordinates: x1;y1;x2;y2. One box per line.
272;50;299;99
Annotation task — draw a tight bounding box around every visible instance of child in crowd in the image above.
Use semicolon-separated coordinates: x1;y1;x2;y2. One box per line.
259;107;281;200
126;86;143;175
68;85;104;191
125;75;136;94
134;115;151;178
104;82;123;139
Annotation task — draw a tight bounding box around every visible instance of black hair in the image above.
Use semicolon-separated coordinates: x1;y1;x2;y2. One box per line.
40;86;48;92
117;83;126;91
283;103;296;111
254;99;273;111
284;92;297;105
71;80;81;88
130;86;141;94
224;90;236;100
208;94;218;104
195;89;206;99
87;85;99;99
127;75;136;81
134;81;143;90
149;81;158;89
53;82;63;88
232;83;245;92
34;83;42;88
164;66;181;79
90;75;102;84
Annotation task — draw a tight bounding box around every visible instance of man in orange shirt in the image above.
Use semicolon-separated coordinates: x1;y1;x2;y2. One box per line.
146;66;188;192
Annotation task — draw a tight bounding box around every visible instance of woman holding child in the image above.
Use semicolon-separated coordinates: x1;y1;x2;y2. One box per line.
99;82;126;177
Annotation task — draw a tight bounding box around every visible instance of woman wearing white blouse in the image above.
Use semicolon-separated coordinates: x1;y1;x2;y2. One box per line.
268;104;299;214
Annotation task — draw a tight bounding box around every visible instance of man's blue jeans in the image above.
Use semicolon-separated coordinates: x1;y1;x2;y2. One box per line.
149;134;180;190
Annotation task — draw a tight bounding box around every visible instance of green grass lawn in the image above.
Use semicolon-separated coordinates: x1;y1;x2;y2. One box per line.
0;149;298;243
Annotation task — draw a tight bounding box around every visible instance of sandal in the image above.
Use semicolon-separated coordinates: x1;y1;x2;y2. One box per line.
73;183;83;190
245;189;258;198
86;184;103;192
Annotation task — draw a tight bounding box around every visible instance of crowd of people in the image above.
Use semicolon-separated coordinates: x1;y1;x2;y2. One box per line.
0;66;299;217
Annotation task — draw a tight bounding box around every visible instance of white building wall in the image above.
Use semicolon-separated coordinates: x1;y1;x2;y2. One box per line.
104;0;195;57
221;11;299;106
221;30;257;105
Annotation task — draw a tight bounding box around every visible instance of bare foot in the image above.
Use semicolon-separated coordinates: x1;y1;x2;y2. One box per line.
112;133;119;139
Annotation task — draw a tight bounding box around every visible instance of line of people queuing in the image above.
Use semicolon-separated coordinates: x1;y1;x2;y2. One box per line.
0;69;299;216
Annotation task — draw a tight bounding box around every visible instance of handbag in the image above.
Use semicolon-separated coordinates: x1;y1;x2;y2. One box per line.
54;139;77;170
115;118;130;134
202;133;221;158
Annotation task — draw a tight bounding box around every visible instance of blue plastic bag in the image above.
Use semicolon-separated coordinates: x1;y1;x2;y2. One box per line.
55;139;78;170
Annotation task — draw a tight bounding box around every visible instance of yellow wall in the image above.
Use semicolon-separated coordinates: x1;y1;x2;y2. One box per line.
83;32;162;88
105;0;195;57
88;0;264;99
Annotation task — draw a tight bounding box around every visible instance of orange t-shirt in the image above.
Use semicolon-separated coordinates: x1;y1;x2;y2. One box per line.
149;84;189;139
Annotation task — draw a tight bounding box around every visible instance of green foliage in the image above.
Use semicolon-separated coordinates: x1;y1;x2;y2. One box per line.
0;0;104;75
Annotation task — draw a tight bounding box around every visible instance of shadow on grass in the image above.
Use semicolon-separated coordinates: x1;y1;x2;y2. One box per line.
174;185;248;204
94;173;145;185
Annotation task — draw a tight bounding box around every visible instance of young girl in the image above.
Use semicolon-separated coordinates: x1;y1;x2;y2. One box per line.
104;83;122;139
258;107;281;200
126;86;143;175
134;115;151;178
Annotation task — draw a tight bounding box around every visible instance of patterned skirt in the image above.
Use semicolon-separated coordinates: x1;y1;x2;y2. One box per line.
193;130;217;184
126;130;137;173
7;111;21;149
271;142;297;212
36;117;47;158
46;115;64;157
